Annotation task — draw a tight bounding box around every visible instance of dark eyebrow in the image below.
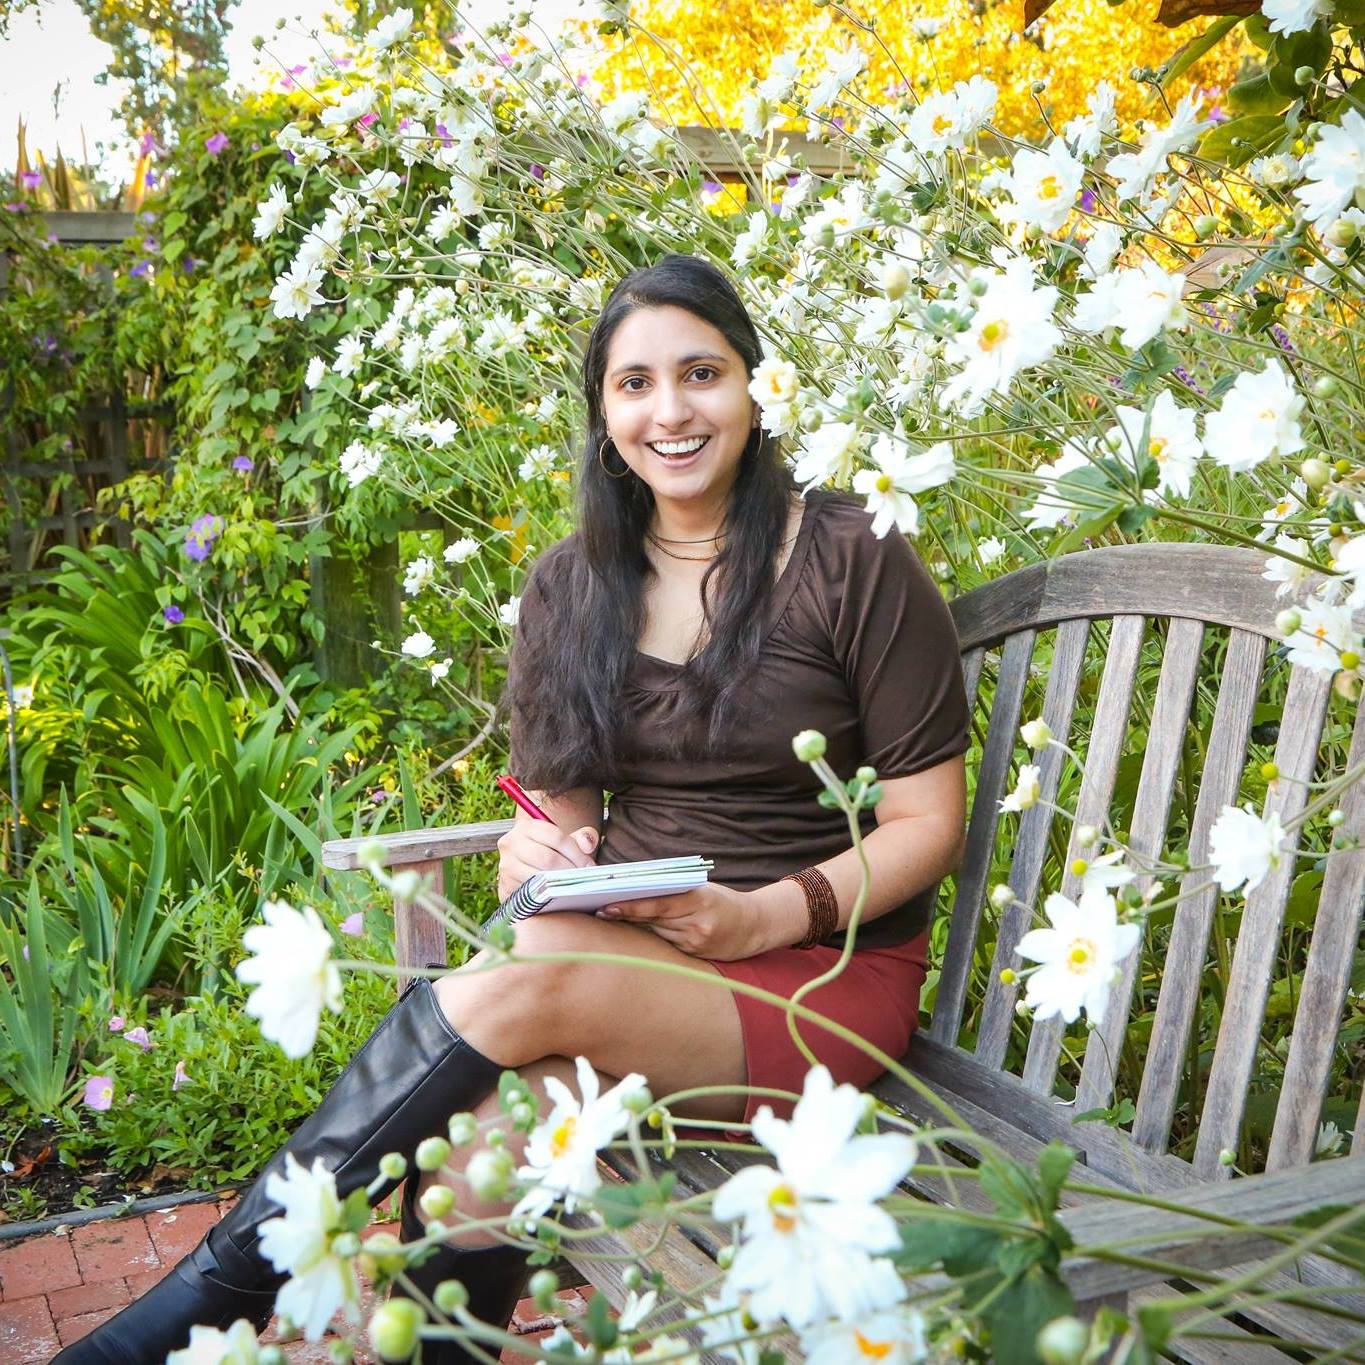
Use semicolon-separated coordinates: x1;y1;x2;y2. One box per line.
608;352;729;381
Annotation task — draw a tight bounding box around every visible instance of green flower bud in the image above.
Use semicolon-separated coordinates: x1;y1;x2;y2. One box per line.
1218;1147;1236;1166
1075;824;1099;848
621;1085;654;1115
792;729;827;762
420;1184;456;1220
1341;649;1360;671
1334;457;1351;476
357;839;388;872
1036;1314;1089;1365
623;1265;645;1291
369;1299;425;1362
1276;608;1302;636
1021;718;1053;750
1193;214;1218;239
800;407;824;433
487;1129;508;1150
1314;375;1339;398
466;1147;515;1202
882;261;910;300
1260;762;1280;782
530;1268;560;1310
989;883;1014;911
329;1340;356;1365
434;1279;469;1315
379;1153;408;1182
716;1245;736;1270
389;869;421;900
416;1137;452;1172
358;1231;408;1280
1300;458;1331;489
855;764;878;784
1294;64;1316;88
448;1112;479;1146
331;1231;362;1259
1326;217;1358;249
999;968;1017;985
1327;807;1345;827
511;1101;536;1127
259;1349;288;1365
1070;857;1089;877
1016;999;1032;1017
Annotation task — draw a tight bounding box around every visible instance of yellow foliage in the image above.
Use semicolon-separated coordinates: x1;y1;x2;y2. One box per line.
595;0;1249;135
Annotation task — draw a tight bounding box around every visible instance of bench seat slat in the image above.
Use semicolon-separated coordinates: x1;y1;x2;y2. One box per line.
322;819;514;869
1023;615;1146;1094
1193;663;1334;1179
976;617;1091;1068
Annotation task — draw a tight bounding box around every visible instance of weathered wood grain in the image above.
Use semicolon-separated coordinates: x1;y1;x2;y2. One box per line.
1132;628;1266;1154
976;618;1091;1069
931;630;1037;1044
1023;615;1145;1094
322;819;513;869
1075;617;1204;1115
393;859;448;989
1193;664;1333;1179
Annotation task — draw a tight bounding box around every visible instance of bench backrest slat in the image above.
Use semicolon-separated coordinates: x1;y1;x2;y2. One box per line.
975;616;1091;1068
1073;616;1205;1115
1131;627;1267;1152
931;628;1037;1044
1267;694;1365;1169
1021;614;1146;1094
1192;662;1332;1178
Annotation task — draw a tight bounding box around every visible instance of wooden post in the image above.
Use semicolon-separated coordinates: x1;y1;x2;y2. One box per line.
393;858;448;993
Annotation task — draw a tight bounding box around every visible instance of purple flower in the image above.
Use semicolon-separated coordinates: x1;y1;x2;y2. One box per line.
435;123;453;145
284;150;297;165
1173;365;1206;395
130;260;152;279
4;202;28;213
124;1027;152;1051
184;513;223;561
163;604;184;624
398;116;411;132
529;162;545;180
182;256;197;273
108;1015;126;1032
138;132;163;157
232;455;254;472
831;116;846;132
358;111;378;129
1079;188;1097;214
173;1059;191;1091
142;236;159;252
205;131;230;156
497;51;513;66
702;179;722;195
340;912;364;937
1271;324;1296;355
145;172;158;189
84;1076;115;1111
20;170;41;190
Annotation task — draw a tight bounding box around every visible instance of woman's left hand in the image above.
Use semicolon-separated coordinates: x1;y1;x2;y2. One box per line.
596;884;770;960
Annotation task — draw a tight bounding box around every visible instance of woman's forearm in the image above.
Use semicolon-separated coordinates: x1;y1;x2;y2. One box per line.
748;813;966;952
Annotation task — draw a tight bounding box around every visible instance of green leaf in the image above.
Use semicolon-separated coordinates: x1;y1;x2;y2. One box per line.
980;1157;1036;1219
1161;16;1245;92
1226;72;1293;117
894;1212;1001;1275
1036;1142;1077;1211
979;1266;1075;1365
1198;113;1289;167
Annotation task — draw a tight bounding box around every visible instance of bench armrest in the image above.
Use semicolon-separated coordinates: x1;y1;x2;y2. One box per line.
320;819;515;870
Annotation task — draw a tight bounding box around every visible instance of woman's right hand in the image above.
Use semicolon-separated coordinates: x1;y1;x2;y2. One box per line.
496;821;599;900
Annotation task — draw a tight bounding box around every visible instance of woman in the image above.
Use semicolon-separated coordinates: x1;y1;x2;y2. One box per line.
61;254;968;1364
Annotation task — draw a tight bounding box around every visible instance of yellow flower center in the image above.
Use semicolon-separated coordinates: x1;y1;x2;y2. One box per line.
1037;174;1063;201
978;319;1008;351
855;1330;895;1359
1067;938;1097;973
550;1115;579;1158
875;473;894;493
932;113;955;136
1149;436;1168;462
767;1182;799;1233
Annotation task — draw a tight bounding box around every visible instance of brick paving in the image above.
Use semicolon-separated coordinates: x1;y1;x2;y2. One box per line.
0;1197;593;1362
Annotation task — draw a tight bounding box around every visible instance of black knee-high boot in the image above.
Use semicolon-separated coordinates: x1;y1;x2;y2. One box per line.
386;1176;529;1364
54;978;506;1365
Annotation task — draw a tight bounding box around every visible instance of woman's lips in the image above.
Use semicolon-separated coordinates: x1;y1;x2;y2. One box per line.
646;435;711;467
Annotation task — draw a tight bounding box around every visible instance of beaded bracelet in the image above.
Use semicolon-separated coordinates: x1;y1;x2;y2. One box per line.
781;866;840;949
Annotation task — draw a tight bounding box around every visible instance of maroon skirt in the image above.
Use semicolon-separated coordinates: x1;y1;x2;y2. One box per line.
706;930;928;1123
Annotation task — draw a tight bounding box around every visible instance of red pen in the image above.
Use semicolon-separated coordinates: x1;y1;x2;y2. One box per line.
496;774;552;822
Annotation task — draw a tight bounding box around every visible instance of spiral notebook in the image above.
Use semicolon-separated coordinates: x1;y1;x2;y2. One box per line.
493;855;714;923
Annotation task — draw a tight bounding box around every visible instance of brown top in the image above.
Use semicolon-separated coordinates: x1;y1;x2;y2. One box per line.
507;491;970;949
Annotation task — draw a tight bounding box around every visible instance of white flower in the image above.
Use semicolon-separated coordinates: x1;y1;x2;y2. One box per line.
1249;151;1302;189
269;262;326;321
320;85;376;128
166;1319;263;1365
699;1284;765;1365
1002;138;1085;233
1106;92;1206;203
1262;0;1330;36
1081;222;1123;280
1024;441;1092;532
1108;391;1202;500
402;555;436;596
401;630;436;658
792;421;865;490
807;44;867;111
418;417;460;448
512;1056;647;1219
749;357;798;409
1295;110;1365;232
258;1154;361;1341
367;7;413;50
800;184;872;247
429;657;452;682
1208;805;1289;894
941;258;1061;415
252;183;289;240
237;900;343;1059
852;438;955;538
1315;1119;1345;1157
296;217;345;272
498;597;521;628
1017;887;1140;1024
1284;598;1361;673
304;357;327;391
906;76;997;156
731;211;769;269
800;1306;929;1364
1080;850;1136;895
1072;261;1187;350
478;219;512;252
518;443;557;480
1263;533;1315;598
428;202;463;241
338;440;382;488
760;51;801;106
1203;360;1306;472
1333;532;1365;609
1000;764;1042;813
1020;719;1053;750
712;1066;915;1329
357;168;402;204
333;336;365;377
444;537;480;564
1063;80;1118;160
978;535;1006;566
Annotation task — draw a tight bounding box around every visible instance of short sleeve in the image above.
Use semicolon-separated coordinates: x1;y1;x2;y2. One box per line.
826;510;970;777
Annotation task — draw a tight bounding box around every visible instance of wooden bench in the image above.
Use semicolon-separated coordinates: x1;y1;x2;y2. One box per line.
322;543;1365;1361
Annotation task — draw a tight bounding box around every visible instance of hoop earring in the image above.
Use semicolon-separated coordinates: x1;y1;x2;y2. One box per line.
597;437;630;480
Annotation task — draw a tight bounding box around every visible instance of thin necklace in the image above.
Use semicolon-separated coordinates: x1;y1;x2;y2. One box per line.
646;533;720;563
650;529;724;544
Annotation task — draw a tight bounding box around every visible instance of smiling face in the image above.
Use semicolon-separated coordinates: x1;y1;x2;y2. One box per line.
599;304;758;524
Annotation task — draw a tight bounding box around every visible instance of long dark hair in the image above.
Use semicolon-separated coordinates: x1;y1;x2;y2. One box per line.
506;253;797;792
